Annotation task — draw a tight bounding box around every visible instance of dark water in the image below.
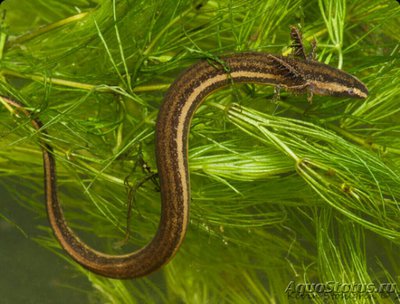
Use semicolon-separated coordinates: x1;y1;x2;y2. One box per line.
0;186;91;304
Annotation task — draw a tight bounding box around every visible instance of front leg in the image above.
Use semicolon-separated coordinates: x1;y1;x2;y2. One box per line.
308;39;317;61
286;82;314;103
290;26;318;61
290;25;307;60
272;85;281;102
267;54;302;79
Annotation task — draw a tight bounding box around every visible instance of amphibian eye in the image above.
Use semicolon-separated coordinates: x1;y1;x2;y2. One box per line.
347;88;354;95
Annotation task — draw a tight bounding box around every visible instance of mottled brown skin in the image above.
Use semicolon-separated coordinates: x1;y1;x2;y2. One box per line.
0;45;368;279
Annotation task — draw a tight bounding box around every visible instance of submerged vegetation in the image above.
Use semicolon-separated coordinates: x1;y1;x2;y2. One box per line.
0;0;399;302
